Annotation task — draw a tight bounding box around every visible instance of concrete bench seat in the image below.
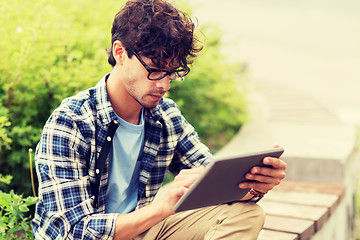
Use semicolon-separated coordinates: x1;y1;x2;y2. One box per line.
258;180;346;240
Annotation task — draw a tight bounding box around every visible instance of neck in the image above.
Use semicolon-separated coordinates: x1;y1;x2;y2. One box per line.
106;70;142;125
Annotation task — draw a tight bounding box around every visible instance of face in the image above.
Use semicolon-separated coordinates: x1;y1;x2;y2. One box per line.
122;53;172;109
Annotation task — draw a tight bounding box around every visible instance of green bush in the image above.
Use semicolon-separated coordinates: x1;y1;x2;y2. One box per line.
0;0;247;197
0;0;117;195
0;175;38;239
0;116;12;152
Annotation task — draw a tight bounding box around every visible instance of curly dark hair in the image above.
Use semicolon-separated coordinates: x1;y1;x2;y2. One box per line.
107;0;202;75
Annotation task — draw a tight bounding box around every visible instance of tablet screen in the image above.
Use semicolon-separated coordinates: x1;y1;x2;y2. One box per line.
173;148;284;212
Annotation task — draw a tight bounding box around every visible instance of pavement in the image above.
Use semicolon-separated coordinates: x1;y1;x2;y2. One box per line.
216;81;357;184
187;0;359;184
189;0;360;126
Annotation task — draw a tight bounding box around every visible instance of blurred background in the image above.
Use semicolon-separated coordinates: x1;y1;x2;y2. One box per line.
0;0;359;238
192;0;360;126
189;0;360;239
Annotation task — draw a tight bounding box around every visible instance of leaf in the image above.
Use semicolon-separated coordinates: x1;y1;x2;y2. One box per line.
24;196;38;206
19;204;29;213
0;217;7;233
0;175;12;184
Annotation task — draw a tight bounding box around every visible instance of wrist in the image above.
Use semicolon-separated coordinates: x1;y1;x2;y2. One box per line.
249;189;265;198
153;197;175;217
240;191;254;201
239;189;265;203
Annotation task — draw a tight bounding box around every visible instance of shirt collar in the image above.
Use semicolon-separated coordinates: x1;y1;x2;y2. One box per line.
145;103;161;123
94;73;118;125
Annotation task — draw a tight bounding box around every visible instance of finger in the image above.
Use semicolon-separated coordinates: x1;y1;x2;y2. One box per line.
182;167;205;174
174;167;205;182
238;182;272;193
170;186;187;200
172;176;198;189
164;186;188;214
176;168;205;179
175;170;203;181
251;165;277;176
172;171;202;189
250;165;286;181
263;157;287;170
245;173;282;186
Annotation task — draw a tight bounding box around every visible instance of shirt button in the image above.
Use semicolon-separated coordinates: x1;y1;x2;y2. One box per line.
96;169;100;174
107;136;111;141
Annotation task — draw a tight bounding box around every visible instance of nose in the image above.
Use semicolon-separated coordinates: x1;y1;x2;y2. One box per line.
155;76;171;92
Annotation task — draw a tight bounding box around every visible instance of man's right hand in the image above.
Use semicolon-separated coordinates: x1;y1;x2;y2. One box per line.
158;168;205;216
114;168;205;239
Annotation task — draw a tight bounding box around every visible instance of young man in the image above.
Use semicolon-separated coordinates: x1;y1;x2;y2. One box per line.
32;0;286;239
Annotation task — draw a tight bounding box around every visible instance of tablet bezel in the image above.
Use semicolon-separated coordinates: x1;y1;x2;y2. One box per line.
173;148;284;212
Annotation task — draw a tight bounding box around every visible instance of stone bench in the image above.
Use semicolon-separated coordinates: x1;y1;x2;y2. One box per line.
214;115;358;240
212;82;358;239
258;180;346;240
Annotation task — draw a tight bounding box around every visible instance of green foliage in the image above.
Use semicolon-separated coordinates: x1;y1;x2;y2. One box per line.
0;0;248;197
0;175;38;239
0;116;12;151
0;0;121;195
168;25;248;151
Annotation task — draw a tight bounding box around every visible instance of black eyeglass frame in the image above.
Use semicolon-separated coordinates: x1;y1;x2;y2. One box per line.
131;50;186;81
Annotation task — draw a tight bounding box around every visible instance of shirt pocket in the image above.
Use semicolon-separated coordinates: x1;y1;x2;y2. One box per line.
84;227;102;240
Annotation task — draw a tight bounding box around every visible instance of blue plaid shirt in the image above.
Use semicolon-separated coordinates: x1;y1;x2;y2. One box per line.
32;74;212;239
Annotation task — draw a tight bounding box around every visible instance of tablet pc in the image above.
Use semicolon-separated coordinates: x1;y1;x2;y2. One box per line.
173;148;284;212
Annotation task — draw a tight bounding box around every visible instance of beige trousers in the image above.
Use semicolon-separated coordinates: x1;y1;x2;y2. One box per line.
133;202;265;240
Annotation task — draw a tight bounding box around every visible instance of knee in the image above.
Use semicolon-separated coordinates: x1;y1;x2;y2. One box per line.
250;203;266;227
230;202;266;228
212;202;265;239
237;202;266;236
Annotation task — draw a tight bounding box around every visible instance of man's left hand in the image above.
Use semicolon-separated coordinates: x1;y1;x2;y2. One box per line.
239;146;287;195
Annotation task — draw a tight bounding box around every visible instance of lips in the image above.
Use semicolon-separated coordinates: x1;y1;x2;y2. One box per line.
149;94;163;101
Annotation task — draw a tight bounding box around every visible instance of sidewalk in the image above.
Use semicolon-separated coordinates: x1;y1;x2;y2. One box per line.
215;80;358;239
190;0;360;126
217;80;357;184
190;0;359;174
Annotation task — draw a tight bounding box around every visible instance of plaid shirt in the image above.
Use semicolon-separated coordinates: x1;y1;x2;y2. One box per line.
32;74;212;239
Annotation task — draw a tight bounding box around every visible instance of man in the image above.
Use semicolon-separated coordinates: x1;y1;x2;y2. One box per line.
32;0;286;239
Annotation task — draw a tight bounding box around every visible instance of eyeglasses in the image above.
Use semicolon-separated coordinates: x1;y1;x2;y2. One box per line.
131;50;186;81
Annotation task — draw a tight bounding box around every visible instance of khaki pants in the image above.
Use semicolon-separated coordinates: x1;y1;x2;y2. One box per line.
133;202;265;240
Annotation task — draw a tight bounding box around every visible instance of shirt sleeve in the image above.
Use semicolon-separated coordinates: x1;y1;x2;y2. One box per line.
32;110;118;240
169;111;213;175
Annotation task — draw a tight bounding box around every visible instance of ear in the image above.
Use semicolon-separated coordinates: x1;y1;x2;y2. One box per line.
112;40;127;65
